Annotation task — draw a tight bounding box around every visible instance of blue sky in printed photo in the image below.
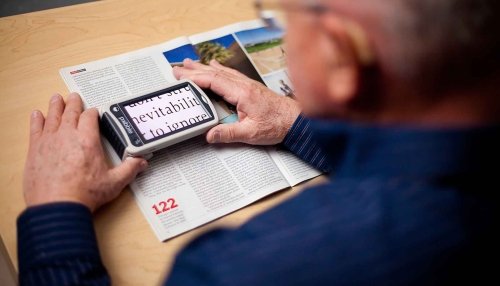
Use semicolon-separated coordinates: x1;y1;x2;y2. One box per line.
235;27;284;46
163;44;199;64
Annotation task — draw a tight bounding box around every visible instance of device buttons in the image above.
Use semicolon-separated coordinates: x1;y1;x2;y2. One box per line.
200;95;208;104
100;112;127;158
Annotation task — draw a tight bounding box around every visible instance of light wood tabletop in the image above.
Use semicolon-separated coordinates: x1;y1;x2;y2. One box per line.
0;0;325;285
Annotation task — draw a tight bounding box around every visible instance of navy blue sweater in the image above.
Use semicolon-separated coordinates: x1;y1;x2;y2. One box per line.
18;115;499;285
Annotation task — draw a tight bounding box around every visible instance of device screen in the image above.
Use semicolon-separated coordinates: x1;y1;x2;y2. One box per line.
121;84;213;142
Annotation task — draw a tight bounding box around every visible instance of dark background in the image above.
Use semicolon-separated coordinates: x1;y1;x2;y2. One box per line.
1;0;96;17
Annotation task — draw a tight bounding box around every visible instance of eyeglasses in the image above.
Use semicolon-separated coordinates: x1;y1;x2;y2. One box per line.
254;0;330;29
255;1;375;66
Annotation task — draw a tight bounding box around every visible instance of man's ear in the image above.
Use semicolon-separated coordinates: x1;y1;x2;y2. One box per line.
320;15;374;107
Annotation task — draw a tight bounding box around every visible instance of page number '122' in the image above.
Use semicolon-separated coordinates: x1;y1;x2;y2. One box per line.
152;198;178;215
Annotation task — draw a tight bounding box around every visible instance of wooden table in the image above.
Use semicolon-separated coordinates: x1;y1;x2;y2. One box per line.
0;0;325;284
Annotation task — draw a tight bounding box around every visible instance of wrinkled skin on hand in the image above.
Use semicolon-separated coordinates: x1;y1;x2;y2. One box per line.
173;59;301;145
23;93;147;212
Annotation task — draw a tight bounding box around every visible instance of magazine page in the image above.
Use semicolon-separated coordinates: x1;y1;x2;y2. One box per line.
100;132;290;240
59;30;292;241
131;136;290;240
59;38;185;108
267;147;322;186
186;19;322;185
59;19;322;240
230;21;322;184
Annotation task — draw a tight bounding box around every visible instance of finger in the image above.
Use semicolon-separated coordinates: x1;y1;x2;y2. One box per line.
173;59;214;80
108;157;148;191
172;65;186;80
183;58;244;78
206;123;250;144
29;110;45;144
44;94;65;133
183;58;214;70
176;70;244;106
209;59;245;77
61;93;83;128
78;108;100;138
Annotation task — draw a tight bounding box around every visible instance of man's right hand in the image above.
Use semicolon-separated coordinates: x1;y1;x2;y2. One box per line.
173;59;301;145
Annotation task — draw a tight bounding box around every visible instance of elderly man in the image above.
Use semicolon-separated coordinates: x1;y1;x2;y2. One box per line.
18;0;499;285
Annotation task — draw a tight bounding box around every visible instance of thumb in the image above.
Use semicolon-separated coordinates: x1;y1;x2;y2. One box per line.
206;123;249;144
109;157;148;190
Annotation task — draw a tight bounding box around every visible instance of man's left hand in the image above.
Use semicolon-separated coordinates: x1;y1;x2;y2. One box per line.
173;59;301;145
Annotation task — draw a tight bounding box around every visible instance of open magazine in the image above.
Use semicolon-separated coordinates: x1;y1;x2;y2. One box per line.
60;19;321;241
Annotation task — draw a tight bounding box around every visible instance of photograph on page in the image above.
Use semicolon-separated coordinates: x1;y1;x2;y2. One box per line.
234;25;296;98
163;43;238;123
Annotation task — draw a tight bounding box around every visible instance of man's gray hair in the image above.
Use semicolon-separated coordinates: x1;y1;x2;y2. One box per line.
383;0;499;91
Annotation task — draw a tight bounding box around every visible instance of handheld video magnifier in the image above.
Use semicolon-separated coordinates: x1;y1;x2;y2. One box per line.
99;80;219;160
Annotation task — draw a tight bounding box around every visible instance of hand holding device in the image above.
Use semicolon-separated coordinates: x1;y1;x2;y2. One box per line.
173;59;301;145
23;93;147;212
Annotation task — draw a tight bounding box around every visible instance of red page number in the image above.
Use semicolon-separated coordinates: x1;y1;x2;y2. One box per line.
152;198;178;215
